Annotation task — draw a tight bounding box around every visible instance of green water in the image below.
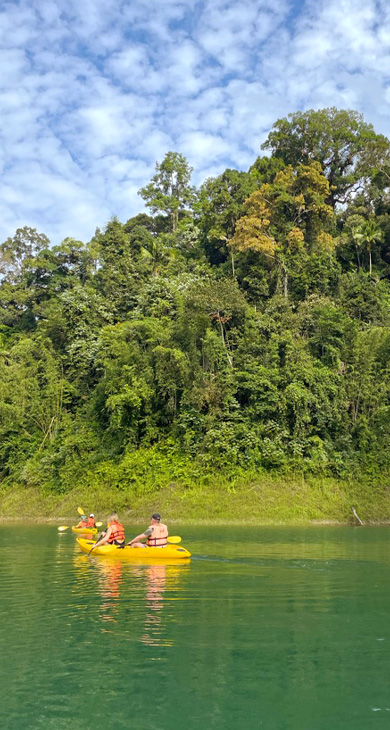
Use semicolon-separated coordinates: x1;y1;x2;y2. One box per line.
1;526;390;729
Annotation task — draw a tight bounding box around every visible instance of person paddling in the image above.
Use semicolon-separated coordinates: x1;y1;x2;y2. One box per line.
127;513;168;548
86;513;95;528
91;513;125;550
76;515;89;528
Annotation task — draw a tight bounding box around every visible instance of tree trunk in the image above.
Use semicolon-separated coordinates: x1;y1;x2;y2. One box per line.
283;268;288;301
218;313;233;368
356;245;361;270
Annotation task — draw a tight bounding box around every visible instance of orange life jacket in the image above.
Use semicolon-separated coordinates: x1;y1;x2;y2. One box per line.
86;517;95;528
107;520;125;544
146;522;168;547
79;520;89;528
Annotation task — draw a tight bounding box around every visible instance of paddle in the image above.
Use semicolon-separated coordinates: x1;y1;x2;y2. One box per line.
126;535;182;545
88;540;98;556
57;525;69;532
77;507;101;527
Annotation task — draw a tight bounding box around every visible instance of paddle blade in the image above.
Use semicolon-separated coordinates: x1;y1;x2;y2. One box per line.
77;506;85;516
96;521;103;527
167;535;181;544
57;525;69;531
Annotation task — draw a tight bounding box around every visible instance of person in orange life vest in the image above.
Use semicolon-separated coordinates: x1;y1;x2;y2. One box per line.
93;513;126;549
76;515;89;528
86;514;95;528
127;513;168;548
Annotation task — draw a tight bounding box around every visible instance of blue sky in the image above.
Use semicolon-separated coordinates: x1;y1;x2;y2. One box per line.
1;0;390;245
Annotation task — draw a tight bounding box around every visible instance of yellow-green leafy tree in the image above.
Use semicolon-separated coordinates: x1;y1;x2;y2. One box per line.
229;162;336;299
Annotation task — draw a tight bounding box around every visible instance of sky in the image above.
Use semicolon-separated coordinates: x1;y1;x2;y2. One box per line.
1;0;390;245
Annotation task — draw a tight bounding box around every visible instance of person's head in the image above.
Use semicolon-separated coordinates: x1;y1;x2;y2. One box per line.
151;513;161;523
89;513;94;518
109;512;119;523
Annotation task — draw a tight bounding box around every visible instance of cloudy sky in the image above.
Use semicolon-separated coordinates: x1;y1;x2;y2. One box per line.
1;0;390;245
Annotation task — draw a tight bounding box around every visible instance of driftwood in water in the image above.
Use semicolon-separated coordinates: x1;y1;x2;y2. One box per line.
351;507;364;526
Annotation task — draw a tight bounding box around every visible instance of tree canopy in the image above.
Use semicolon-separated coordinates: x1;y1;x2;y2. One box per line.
2;107;390;497
262;108;389;207
138;151;195;232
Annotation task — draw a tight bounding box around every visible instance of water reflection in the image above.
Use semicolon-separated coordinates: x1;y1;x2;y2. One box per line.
72;550;91;584
141;565;172;646
72;548;190;645
140;563;185;647
96;561;123;629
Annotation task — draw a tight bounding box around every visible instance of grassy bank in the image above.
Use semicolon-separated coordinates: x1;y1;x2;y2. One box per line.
1;468;390;524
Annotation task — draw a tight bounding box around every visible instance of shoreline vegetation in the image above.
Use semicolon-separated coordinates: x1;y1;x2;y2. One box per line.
1;470;390;524
3;108;390;525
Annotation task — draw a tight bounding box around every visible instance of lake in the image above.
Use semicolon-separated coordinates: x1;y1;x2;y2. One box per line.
1;525;390;729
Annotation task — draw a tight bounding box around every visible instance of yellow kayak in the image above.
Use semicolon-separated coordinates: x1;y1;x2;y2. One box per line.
72;526;98;534
76;537;191;560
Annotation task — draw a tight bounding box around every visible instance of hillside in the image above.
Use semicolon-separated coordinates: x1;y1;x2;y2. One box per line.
2;108;390;521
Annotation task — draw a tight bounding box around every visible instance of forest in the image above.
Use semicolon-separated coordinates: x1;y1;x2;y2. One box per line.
2;107;390;519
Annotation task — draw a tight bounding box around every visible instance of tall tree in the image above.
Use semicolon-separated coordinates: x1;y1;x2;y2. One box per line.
92;218;149;317
262;108;390;207
139;152;195;233
0;227;50;283
355;218;383;276
0;227;51;330
196;168;257;271
229;162;335;299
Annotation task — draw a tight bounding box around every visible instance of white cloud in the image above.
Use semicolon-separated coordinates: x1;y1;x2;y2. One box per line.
1;0;390;244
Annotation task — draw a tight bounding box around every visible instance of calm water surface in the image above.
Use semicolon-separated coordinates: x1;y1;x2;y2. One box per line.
1;525;390;729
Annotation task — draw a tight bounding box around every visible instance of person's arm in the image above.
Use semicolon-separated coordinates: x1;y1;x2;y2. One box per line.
128;527;153;546
93;525;113;549
127;532;147;546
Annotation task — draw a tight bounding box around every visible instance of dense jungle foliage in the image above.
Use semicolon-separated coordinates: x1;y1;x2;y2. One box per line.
2;107;390;504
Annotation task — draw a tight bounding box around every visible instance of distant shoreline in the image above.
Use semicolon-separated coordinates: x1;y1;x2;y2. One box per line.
1;516;390;526
1;476;390;525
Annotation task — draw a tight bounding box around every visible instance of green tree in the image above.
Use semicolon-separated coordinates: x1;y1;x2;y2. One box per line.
0;227;50;282
0;335;67;477
229;162;335;299
354;218;383;275
182;278;248;369
139;152;195;232
342;214;384;274
92;218;150;316
262;108;390;207
196;168;257;271
0;227;51;330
